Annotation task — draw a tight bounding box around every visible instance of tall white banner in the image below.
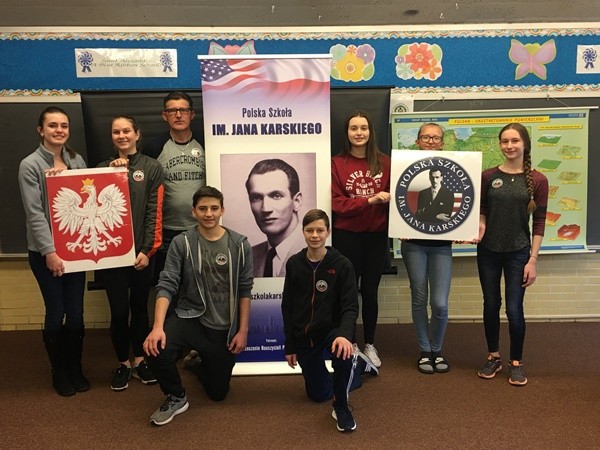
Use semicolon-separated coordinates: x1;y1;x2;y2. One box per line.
199;55;332;374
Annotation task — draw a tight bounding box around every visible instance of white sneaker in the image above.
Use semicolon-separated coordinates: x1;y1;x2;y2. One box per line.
363;344;382;368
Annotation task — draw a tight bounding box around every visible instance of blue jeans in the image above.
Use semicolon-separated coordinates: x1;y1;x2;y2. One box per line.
477;245;529;361
28;251;85;331
401;241;452;353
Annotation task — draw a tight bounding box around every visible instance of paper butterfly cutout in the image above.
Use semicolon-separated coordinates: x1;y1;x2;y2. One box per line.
208;41;256;55
509;39;556;80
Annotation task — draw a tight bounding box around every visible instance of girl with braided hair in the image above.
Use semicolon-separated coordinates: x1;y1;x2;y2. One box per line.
474;123;548;386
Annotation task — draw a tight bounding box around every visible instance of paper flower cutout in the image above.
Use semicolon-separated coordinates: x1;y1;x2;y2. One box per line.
330;43;375;82
509;39;556;80
396;42;443;81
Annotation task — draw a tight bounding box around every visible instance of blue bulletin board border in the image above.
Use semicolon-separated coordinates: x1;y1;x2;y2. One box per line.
0;24;599;92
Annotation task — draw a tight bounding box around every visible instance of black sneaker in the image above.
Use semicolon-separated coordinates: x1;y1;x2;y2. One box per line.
111;364;132;391
478;356;502;379
133;360;157;385
332;404;356;432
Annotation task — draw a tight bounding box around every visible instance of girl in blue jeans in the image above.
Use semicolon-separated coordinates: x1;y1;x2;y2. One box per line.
401;122;452;374
475;123;548;386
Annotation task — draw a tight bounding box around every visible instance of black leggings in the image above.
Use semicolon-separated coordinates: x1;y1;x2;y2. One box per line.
102;261;154;362
332;229;387;345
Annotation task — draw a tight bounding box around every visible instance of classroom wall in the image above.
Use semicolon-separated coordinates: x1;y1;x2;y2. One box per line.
1;23;599;330
2;252;599;331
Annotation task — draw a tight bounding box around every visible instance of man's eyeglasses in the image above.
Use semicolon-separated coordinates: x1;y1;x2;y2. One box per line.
419;135;443;143
163;108;192;116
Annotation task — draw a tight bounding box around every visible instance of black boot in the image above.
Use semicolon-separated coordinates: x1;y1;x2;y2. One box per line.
43;329;76;397
64;327;90;392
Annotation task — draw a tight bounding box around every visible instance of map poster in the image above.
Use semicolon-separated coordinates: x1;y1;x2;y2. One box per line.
389;150;481;241
392;109;590;253
46;167;135;273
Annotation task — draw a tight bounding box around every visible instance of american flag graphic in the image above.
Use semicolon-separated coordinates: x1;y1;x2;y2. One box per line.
201;58;330;98
407;188;463;215
443;175;465;214
452;193;463;214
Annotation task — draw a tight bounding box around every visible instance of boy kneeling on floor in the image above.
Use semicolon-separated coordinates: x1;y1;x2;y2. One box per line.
144;186;253;426
282;209;378;433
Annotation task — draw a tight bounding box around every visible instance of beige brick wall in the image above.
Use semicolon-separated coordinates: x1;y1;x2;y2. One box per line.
381;252;600;323
1;253;599;331
0;259;110;331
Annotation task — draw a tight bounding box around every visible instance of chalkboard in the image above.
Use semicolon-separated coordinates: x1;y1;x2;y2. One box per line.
0;100;87;255
411;97;600;249
79;88;391;166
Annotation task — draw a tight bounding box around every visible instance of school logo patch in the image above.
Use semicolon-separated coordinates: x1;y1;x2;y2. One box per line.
315;280;328;292
394;156;475;235
492;178;503;188
132;170;144;182
216;253;228;265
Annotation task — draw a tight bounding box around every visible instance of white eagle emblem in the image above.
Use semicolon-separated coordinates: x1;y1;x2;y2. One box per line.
52;178;128;255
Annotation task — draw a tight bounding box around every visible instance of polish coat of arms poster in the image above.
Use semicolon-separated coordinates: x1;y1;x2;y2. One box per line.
46;167;135;273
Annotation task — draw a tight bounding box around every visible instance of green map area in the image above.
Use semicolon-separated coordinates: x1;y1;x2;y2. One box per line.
392;110;589;252
400;126;515;169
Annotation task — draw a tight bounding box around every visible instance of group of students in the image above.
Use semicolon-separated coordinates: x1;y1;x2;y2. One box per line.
18;92;204;398
334;116;547;388
18;96;547;432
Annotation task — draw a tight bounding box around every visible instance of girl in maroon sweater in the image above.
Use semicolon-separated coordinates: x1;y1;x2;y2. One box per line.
331;110;391;367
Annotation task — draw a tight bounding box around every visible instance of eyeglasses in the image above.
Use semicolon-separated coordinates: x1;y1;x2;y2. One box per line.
419;135;443;143
163;108;192;116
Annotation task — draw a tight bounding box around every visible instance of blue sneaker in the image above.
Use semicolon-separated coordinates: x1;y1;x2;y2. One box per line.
354;345;379;376
332;404;356;432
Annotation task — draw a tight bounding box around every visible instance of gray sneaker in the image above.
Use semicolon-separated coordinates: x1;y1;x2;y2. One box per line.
478;357;502;379
150;394;189;426
508;362;528;386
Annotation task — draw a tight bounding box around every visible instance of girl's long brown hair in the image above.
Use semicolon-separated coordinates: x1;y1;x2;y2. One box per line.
499;122;536;214
341;110;384;176
38;106;77;158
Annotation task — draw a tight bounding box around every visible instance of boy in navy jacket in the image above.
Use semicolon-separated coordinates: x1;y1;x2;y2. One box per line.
282;209;377;433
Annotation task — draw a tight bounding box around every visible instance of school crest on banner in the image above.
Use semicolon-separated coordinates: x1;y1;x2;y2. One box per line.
46;167;135;273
